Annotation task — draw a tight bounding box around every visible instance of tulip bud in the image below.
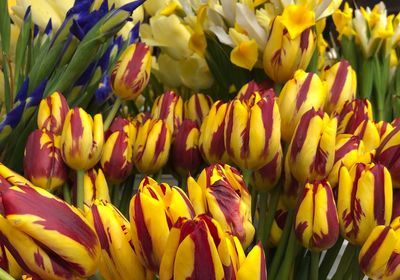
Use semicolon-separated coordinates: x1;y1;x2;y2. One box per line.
171;120;203;176
129;177;194;273
83;168;110;211
268;197;288;246
87;200;151;280
111;42;152;101
199;101;230;164
0;185;101;278
151;91;183;136
60;108;104;171
294;180;339;251
225;91;281;170
278;70;326;142
37;91;69;134
184;93;213;125
188;164;255;248
251;148;282;192
338;162;393;245
321;60;357;114
23;129;67;190
336;99;373;134
101;117;136;183
133;118;171;174
287;108;337;184
235;80;275;101
237;242;267;280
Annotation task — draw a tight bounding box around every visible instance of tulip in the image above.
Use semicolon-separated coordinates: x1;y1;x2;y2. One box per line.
0;243;22;278
111;42;152;101
60;107;104;171
170;120;203;176
199;101;230;164
268;198;288;246
237;242;267;280
263;6;316;83
338;162;393;245
87;200;151;280
224;91;281;170
294;180;339;251
187;164;255;248
83;168;110;211
101;117;136;183
23;129;67;190
129;177;194;273
336;99;373;134
235;80;275;101
151;91;183;135
37;91;69;134
322;60;357;114
278;70;326;142
0;185;101;279
376;121;394;142
184;93;213;125
133;118;171;174
286;108;337;184
0;163;33;189
251;148;282;192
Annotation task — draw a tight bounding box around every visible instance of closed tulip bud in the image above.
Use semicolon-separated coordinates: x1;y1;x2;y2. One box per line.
111;42;152;101
37;91;69;134
225;92;281;170
268;198;288;246
188;164;255;248
237;241;267;280
294;180;339;251
133;118;171;174
23;129;67;190
322;60;357;114
263;8;316;83
87;200;150;280
129;177;194;273
0;186;101;278
278;70;327;142
336;99;373;134
184;93;213;125
101;117;136;183
171;120;203;176
235;80;275;101
251;148;282;192
287;108;337;184
199;101;230;164
338;162;393;245
60;108;104;171
151;91;183;136
83;168;110;211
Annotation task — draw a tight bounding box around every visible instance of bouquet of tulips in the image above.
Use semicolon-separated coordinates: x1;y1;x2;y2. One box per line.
1;0;400;279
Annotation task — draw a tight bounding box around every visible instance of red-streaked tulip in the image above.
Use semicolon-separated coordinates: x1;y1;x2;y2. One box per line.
236;242;267;280
336;99;373;135
170;120;203;176
0;163;33;188
376;121;394;143
37;91;69;134
352;119;380;152
199;101;230;164
151;91;183;136
0;185;101;278
322;60;357;114
338;162;393;245
294;180;339;251
111;42;152;101
184;93;213;125
83;168;110;211
23;129;67;190
251;148;282;192
235;80;275;101
268;197;288;246
133;118;171;174
60;107;104;171
224;91;281;170
0;243;22;278
278;70;326;142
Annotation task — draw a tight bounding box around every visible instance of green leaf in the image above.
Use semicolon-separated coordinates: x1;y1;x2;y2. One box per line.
0;0;11;54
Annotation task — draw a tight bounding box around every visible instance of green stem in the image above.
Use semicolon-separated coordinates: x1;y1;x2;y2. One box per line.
63;184;72;204
0;267;15;280
181;175;188;193
319;237;344;280
76;170;85;210
263;186;280;248
251;187;258;224
351;247;363;280
119;182;133;218
277;222;298;280
257;192;268;247
310;251;319;280
331;243;356;280
103;97;122;131
111;184;120;206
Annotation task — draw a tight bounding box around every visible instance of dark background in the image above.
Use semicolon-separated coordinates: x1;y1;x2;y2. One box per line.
356;0;400;13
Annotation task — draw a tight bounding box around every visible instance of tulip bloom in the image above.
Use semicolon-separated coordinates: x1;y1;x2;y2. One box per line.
111;42;152;101
338;162;393;245
235;80;275;101
237;242;267;280
133;118;171;174
336;99;373;134
278;70;326;142
151;91;183;136
188;164;254;248
251;148;282;192
224;91;281;170
294;180;339;251
37;91;69;134
322;60;357;114
0;185;101;279
129;177;194;273
60;108;104;171
23;129;67;190
199;101;229;164
0;243;22;278
83;168;110;211
184;93;213;125
171;120;203;176
269;198;288;246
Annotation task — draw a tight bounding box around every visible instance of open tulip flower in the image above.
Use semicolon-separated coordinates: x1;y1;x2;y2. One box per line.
336;99;373;135
151;90;183;136
37;91;69;135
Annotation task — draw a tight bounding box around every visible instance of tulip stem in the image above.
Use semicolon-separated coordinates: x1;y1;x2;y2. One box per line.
318;236;343;280
119;181;134;218
262;186;280;249
0;267;15;280
310;251;319;280
331;243;356;280
257;192;268;247
276;223;299;280
76;170;85;210
103;97;122;131
63;183;72;204
251;188;258;224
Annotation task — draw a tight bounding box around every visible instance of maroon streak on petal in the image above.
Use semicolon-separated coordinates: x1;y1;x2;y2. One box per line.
225;102;235;157
91;205;112;258
157;91;176;120
194;95;204;123
359;226;390;272
300;28;311;52
70;108;85;156
240;110;251;160
310;141;328;176
103;131;132;181
386;252;400;275
209;118;226;160
290;108;317;160
0;243;8;271
371;164;387;225
260;98;274;156
330;60;349;104
153;122;168;163
296;72;313;111
334;136;360;163
122;43;149;87
259;242;267;280
200;215;221;247
174;187;195;218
